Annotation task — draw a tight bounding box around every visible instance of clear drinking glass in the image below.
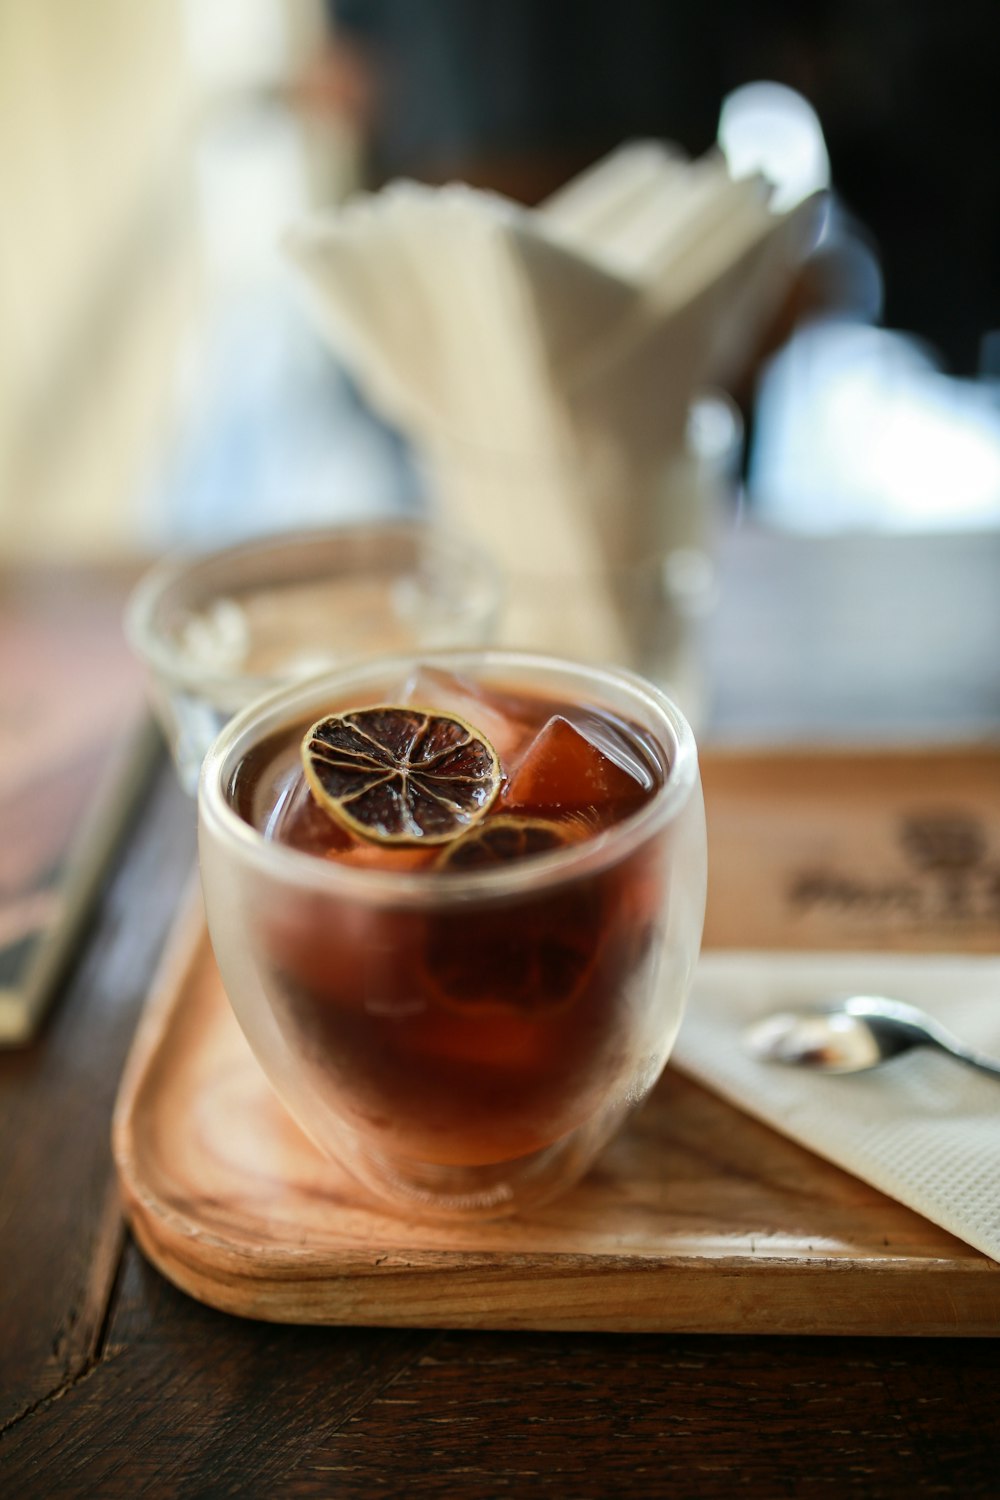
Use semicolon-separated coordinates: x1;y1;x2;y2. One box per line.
125;519;502;792
198;649;706;1220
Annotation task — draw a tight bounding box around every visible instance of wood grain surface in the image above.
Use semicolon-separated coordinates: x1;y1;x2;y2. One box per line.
0;759;193;1432
112;747;1000;1334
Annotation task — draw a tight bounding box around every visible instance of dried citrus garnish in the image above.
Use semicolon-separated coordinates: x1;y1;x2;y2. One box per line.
302;705;501;845
434;814;575;871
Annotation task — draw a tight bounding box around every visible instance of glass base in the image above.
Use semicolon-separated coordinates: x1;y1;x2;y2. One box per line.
335;1101;632;1222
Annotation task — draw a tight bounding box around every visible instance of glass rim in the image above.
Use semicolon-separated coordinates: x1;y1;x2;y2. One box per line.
124;517;503;696
197;648;701;906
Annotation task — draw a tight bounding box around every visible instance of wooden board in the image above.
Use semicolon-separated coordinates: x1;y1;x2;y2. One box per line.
113;747;1000;1334
701;744;1000;956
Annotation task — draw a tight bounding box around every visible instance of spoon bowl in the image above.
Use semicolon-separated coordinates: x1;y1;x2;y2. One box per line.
745;995;1000;1078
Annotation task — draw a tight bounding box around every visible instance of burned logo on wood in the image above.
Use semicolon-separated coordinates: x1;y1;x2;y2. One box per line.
788;811;1000;930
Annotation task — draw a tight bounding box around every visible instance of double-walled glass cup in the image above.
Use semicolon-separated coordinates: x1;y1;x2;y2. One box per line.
126;519;502;793
198;650;706;1219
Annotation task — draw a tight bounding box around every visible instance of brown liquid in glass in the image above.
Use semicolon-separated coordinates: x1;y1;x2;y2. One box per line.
229;677;669;1168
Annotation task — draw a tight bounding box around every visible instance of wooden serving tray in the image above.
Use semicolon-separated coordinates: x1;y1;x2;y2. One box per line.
113;747;1000;1334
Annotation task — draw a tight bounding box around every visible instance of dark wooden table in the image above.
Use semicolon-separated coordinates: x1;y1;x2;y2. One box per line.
3;525;1000;1497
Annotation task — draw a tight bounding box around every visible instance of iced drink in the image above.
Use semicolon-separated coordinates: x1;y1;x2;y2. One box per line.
199;652;706;1217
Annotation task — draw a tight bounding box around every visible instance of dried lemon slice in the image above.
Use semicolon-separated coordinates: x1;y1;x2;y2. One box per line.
302;705;501;845
434;814;574;870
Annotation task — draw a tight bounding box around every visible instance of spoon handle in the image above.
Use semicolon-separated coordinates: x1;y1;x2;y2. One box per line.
848;998;1000;1080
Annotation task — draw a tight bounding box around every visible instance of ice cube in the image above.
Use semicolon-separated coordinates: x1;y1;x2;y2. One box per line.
395;665;530;761
503;711;655;819
267;771;353;856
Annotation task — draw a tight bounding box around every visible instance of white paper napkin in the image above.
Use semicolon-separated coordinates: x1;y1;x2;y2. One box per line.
284;148;821;664
673;950;1000;1262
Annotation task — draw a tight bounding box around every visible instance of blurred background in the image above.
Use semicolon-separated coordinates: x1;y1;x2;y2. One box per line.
2;0;999;563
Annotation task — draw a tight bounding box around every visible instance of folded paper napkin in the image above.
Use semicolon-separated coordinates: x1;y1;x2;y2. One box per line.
673;951;1000;1262
285;143;821;661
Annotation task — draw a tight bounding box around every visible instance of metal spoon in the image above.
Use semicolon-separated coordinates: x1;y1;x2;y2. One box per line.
745;995;1000;1078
